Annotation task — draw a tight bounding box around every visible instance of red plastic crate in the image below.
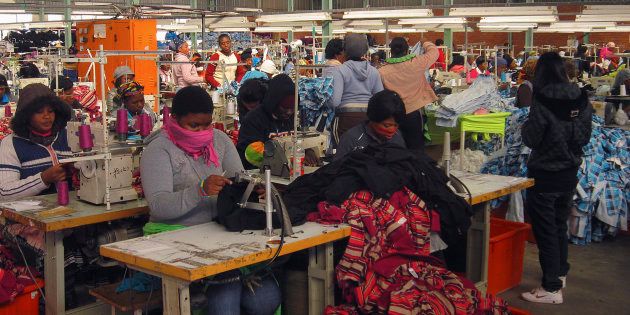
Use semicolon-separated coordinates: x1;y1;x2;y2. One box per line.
488;218;531;295
508;306;532;315
0;278;44;315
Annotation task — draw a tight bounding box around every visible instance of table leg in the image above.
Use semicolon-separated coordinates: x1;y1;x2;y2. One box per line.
466;201;491;293
44;230;65;315
162;276;191;315
307;242;334;315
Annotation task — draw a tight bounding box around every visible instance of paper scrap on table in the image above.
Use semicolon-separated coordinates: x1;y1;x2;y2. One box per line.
0;200;44;212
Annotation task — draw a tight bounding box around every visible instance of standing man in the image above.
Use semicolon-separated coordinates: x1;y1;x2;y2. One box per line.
205;34;246;89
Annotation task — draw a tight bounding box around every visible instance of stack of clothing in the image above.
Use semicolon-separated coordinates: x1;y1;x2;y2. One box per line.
324;188;509;314
298;77;335;128
435;76;510;127
481;109;630;244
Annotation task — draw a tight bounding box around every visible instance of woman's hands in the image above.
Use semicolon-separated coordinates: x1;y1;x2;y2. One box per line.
202;175;232;196
41;164;70;185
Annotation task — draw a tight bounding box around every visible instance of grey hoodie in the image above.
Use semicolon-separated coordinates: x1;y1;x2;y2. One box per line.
140;129;244;226
330;60;384;111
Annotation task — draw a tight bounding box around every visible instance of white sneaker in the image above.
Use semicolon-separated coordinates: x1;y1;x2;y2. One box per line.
521;287;563;304
559;276;566;289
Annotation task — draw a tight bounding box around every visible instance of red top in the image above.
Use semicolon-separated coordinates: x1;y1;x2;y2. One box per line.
204;52;246;88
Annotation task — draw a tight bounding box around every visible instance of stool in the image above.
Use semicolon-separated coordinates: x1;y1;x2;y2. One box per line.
458;112;511;170
89;283;162;315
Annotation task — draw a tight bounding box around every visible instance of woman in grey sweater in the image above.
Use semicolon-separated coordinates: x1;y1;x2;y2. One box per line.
140;86;281;314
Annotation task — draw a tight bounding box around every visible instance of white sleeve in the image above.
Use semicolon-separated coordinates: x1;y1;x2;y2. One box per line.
0;137;49;200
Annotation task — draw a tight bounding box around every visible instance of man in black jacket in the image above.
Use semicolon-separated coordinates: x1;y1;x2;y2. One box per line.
521;52;593;304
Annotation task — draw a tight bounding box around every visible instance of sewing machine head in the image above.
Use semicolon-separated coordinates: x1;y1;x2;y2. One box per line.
272;132;328;159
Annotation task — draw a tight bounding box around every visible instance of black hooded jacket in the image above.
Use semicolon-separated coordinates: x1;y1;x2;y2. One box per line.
236;74;295;169
522;82;593;192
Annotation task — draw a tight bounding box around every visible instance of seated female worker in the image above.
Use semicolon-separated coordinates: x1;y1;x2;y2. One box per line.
140;86;281;315
334;89;407;161
117;81;158;129
0;83;73;199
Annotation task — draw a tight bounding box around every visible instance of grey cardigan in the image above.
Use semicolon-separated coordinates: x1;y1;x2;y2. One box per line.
140;129;244;226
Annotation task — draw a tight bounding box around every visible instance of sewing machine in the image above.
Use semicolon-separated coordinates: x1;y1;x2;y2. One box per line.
16;77;49;89
65;121;138;205
261;132;328;179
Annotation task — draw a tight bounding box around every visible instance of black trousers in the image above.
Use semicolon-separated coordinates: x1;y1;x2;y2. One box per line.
399;110;425;151
526;188;573;292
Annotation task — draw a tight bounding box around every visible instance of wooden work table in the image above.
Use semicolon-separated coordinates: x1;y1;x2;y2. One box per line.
100;172;533;315
0;192;149;315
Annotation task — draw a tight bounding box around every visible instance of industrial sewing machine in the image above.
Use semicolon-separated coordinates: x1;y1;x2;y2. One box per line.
65;121;139;205
261;132;328;178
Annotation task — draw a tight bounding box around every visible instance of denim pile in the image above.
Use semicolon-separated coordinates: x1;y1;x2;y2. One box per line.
436;76;509;127
298;77;335;128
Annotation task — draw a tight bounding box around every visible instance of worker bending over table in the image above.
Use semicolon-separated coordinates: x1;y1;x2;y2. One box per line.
0;83;73;199
140;86;281;314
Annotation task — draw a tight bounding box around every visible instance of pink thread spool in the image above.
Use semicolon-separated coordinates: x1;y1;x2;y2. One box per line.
139;113;152;137
56;181;69;206
78;124;94;152
162;107;170;126
116;108;129;140
4;105;12;118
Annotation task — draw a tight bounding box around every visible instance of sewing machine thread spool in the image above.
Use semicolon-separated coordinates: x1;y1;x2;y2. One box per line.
78;124;94;152
4;105;12;118
139;113;152;137
116;108;129;140
56;181;69;206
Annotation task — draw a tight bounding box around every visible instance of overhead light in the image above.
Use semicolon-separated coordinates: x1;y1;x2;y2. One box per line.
449;6;556;16
398;17;466;25
0;9;25;13
595;26;630;32
347;20;384;26
256;12;330;23
262;21;315;27
254;26;294;32
212;27;250;32
535;27;592;33
73;11;105;15
550;22;614;28
343;9;432;19
158;24;199;31
234;7;262;13
478;23;538;29
387;28;426;33
481;16;557;23
75;1;111;5
207;16;249;24
582;5;630;15
576;14;630;22
0;0;16;3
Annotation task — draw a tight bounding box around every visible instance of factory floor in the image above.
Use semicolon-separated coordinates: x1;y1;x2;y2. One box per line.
499;233;630;314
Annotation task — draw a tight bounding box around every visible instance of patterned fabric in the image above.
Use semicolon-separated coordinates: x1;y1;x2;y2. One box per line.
298;77;335;128
328;188;509;315
117;81;144;103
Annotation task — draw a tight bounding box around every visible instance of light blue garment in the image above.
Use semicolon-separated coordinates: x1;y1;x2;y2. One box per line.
0;94;9;105
241;70;268;83
330;60;383;111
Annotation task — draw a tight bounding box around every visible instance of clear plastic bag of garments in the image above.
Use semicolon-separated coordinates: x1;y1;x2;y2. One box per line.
436;76;507;127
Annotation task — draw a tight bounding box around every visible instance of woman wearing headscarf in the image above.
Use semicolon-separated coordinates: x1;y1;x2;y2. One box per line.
141;86;281;314
170;38;204;88
117;81;158;127
0;84;73;199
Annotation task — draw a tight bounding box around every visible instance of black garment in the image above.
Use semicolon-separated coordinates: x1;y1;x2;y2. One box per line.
522;82;593;192
515;81;533;108
236;75;294;169
283;143;472;252
398;110;425;151
526;189;572;292
334;121;406;161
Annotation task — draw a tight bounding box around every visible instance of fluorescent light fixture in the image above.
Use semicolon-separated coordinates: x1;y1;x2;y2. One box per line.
75;1;111;5
73;11;105;15
158;24;199;31
343;9;432;19
0;0;16;3
478;23;538;29
254;26;294;32
47;14;63;21
212;27;250;32
0;9;25;13
256;12;330;23
534;27;591;33
550;22;614;28
481;16;557;23
398;17;466;25
449;6;556;16
594;26;630;32
576;14;630;22
582;5;630;15
348;20;384;26
387;28;426;33
234;7;262;13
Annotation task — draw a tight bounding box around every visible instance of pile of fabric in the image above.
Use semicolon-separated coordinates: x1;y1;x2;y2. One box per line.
324;188;509;314
298;77;335;128
481;108;630;244
435;76;511;127
449;149;488;173
0;116;12;141
0;224;42;305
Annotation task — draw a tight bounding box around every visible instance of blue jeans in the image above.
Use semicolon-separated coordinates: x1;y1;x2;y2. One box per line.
206;271;281;315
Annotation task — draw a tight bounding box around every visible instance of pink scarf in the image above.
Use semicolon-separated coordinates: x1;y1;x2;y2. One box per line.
163;117;219;167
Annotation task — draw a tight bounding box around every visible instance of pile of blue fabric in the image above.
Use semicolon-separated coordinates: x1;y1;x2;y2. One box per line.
202;32;252;51
298;77;335;128
481;109;630;244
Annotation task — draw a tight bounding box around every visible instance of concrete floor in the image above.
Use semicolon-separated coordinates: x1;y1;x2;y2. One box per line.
499;234;630;315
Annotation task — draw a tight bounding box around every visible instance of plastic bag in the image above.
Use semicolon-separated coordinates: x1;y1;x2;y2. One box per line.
506;191;524;223
613;107;628;126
